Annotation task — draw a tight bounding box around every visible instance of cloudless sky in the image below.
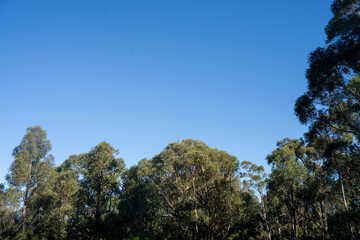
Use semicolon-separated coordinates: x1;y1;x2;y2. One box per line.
0;0;333;181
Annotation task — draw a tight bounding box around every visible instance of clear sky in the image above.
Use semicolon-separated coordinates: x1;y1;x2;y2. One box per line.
0;0;333;182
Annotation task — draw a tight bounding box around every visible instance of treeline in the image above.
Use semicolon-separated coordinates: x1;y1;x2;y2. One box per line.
2;0;360;239
1;127;360;240
1;130;259;239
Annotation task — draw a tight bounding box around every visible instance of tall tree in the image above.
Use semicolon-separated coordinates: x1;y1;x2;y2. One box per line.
6;126;52;220
294;1;360;239
44;163;79;240
5;126;55;238
241;161;271;240
266;138;311;240
119;163;165;239
74;142;125;239
295;0;360;133
139;139;255;240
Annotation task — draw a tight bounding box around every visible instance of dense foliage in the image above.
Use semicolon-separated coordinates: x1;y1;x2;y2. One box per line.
2;0;360;239
1;129;260;240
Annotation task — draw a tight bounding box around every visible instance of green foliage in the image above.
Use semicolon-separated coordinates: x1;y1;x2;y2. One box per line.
138;139;259;240
72;142;125;239
4;126;57;239
293;1;360;239
119;164;164;239
266;139;313;240
241;162;270;240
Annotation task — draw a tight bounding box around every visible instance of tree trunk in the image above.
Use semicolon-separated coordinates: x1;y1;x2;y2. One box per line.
275;209;281;240
339;173;355;240
319;200;328;237
260;193;271;240
23;159;33;219
290;190;298;240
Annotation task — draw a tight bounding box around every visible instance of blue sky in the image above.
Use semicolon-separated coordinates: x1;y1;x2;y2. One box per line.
0;0;332;181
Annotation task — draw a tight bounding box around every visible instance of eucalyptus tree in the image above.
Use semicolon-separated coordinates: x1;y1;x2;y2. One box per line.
119;163;165;239
294;1;360;239
6;126;53;220
294;0;360;213
40;160;80;240
304;123;360;239
74;142;125;239
241;161;271;240
139;139;255;240
4;126;57;238
266;138;311;240
295;0;360;133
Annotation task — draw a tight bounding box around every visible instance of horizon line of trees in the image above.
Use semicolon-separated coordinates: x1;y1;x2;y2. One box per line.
1;0;360;239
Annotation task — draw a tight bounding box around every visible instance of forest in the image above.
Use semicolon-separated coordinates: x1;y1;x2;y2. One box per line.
1;0;360;239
